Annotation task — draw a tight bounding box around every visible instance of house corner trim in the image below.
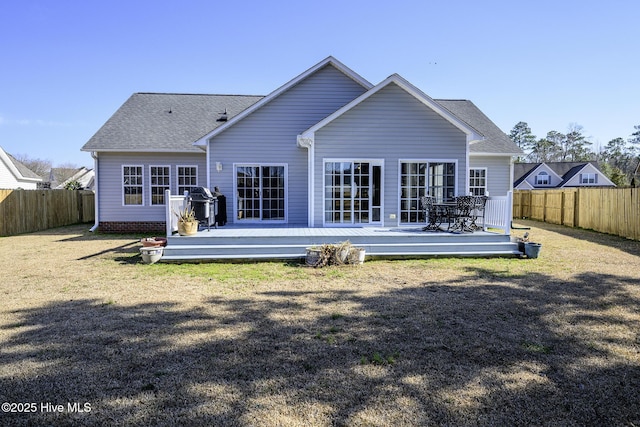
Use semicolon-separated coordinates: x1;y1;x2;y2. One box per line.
297;134;315;226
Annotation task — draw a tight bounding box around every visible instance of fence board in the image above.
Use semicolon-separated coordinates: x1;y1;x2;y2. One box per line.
514;188;640;241
0;189;95;236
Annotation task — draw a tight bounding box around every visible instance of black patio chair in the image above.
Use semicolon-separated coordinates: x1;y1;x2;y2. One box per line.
470;195;489;231
420;195;439;231
449;195;476;233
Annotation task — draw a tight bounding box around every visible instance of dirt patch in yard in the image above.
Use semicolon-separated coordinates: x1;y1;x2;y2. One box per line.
0;221;639;426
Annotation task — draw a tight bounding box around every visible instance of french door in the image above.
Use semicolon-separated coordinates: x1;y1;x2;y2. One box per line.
324;160;382;225
236;164;286;222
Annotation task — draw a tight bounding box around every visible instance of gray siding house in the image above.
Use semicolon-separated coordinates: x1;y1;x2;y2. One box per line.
514;162;616;189
82;57;522;232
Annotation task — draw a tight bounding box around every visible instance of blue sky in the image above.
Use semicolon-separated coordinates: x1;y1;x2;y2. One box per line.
1;0;638;168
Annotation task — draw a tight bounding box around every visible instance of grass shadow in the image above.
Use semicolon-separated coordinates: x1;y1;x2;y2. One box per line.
1;268;639;425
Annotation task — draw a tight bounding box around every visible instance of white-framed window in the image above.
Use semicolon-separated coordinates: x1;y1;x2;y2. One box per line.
122;165;143;206
580;173;596;184
149;165;170;205
177;165;198;195
535;171;550;185
469;168;487;195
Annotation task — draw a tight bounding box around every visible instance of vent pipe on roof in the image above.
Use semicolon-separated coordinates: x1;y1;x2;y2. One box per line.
217;109;227;122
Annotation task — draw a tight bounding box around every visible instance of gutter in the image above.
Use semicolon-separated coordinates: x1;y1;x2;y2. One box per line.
89;152;99;232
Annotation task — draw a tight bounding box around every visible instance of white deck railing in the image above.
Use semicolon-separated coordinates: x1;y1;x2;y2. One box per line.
484;191;512;235
165;190;189;237
164;189;513;236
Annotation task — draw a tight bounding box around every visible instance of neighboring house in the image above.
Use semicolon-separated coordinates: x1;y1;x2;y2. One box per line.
514;162;616;190
55;167;95;190
0;146;43;189
82;56;523;233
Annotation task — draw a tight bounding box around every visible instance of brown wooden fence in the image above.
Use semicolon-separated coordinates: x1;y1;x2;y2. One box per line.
0;189;95;236
513;188;640;241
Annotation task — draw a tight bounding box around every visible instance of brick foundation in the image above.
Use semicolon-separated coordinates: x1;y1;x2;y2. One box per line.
99;221;166;234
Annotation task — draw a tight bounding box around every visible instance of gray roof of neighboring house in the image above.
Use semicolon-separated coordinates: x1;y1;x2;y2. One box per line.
5;151;43;180
513;161;604;186
82;93;264;152
435;100;523;155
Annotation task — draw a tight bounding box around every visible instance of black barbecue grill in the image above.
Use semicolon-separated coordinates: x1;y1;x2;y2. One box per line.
188;187;218;231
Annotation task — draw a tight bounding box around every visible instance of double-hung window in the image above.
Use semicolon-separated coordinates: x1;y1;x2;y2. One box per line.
580;173;596;184
150;166;170;205
177;166;198;195
123;165;143;205
535;171;549;186
469;168;487;195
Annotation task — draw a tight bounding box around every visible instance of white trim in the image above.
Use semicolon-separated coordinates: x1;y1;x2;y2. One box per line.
149;165;171;206
535;170;550;186
470;152;523;157
89;152;99;231
176;165;198;195
195;57;373;146
559;163;616;188
0;147;43;184
233;163;288;224
524;163;563;188
122;164;144;207
469;167;488;195
205;144;211;190
515;180;534;190
300;74;484;143
397;159;459;225
322;158;384;228
296;135;315;226
81;148;204;153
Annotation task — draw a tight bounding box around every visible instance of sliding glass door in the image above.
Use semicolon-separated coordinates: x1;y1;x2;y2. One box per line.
324;160;382;225
236;164;286;222
400;161;456;224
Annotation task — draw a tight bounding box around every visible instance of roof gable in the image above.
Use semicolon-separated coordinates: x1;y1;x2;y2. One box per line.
195;56;373;146
559;162;616;187
299;74;483;142
514;161;615;188
0;146;43;182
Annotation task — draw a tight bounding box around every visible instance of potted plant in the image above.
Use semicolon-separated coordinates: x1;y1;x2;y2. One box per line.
140;237;167;247
174;206;199;236
305;241;365;267
513;231;542;259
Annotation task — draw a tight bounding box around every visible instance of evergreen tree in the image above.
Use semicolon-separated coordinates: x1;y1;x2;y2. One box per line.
509;121;537;153
563;124;592;161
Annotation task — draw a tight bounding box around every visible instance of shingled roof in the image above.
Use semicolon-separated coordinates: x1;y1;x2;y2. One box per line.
82;93;263;152
83;92;521;157
435;100;522;155
0;147;43;180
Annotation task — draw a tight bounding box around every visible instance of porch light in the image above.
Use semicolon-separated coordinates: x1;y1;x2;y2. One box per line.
216;162;223;172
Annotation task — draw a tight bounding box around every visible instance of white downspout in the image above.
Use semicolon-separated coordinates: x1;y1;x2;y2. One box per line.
89;152;99;232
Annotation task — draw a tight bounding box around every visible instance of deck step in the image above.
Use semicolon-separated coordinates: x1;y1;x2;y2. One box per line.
160;241;522;261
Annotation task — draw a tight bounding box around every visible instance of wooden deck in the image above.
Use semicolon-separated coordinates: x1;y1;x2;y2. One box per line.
159;225;523;262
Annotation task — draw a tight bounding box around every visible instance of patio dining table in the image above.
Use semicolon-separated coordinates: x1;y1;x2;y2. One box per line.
422;202;457;232
422;195;479;233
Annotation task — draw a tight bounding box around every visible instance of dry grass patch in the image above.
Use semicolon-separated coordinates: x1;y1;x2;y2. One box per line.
0;221;639;426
